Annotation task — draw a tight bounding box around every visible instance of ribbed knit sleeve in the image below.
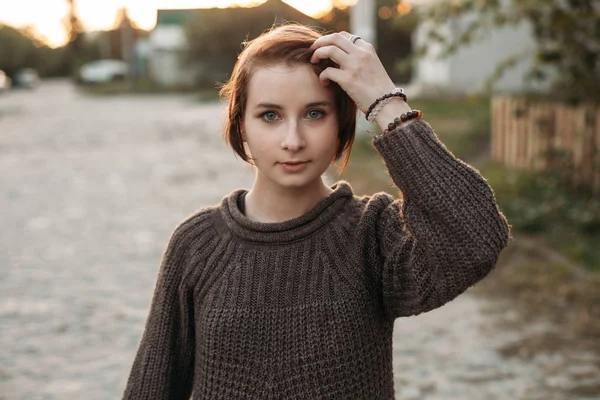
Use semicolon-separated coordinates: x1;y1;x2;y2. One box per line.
367;119;511;320
122;222;196;400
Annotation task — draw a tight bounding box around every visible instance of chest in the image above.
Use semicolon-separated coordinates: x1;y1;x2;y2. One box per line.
198;239;369;311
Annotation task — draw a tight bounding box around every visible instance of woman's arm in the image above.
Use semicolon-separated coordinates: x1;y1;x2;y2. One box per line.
365;118;511;319
123;228;195;399
310;32;510;319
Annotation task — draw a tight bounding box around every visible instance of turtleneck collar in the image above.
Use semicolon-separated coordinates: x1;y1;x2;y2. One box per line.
219;181;354;244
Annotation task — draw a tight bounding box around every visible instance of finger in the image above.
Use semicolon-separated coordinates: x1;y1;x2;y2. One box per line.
311;45;351;66
313;31;374;52
318;67;347;87
340;31;375;52
347;33;374;51
353;38;374;51
310;32;357;54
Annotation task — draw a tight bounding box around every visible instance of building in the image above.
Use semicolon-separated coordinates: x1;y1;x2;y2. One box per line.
148;0;320;88
411;4;555;95
148;14;195;87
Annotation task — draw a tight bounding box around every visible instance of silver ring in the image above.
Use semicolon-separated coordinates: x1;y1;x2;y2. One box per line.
349;35;361;44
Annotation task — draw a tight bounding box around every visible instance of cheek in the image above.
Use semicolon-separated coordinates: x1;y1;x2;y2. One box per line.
243;122;276;158
320;120;340;155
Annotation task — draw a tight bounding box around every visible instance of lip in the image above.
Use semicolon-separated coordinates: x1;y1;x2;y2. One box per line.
281;160;307;164
278;161;309;172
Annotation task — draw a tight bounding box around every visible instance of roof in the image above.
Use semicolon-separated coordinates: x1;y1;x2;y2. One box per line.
155;0;319;27
156;9;196;26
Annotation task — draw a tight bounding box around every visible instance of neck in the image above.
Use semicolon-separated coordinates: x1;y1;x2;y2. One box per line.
244;175;333;223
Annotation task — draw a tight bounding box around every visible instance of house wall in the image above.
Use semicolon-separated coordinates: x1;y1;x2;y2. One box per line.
412;20;451;87
148;50;195;87
148;26;195;87
413;15;554;94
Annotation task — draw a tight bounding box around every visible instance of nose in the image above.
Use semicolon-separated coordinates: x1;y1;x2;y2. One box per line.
281;120;306;151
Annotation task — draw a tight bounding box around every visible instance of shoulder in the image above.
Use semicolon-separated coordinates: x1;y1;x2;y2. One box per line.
325;181;399;224
347;190;399;221
164;204;222;260
343;190;404;243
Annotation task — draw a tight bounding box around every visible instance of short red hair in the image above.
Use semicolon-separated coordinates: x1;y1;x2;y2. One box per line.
219;24;357;172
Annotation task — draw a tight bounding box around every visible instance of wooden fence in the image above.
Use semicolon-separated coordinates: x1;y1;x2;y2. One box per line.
491;96;600;192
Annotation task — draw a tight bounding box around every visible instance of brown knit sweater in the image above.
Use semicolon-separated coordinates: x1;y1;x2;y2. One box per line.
123;119;510;399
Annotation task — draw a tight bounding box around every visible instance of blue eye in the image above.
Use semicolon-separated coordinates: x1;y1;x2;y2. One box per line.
307;109;324;119
262;111;278;122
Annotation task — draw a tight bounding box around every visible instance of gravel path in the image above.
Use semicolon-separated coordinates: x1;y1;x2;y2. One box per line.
1;80;597;400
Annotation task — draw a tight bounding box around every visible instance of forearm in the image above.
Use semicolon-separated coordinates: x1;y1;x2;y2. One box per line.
372;119;510;317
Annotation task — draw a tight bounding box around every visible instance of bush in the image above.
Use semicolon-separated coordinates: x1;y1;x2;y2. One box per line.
480;161;600;270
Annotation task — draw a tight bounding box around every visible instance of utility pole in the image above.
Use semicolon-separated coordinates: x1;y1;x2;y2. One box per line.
119;7;135;90
350;0;377;50
64;0;84;77
101;33;111;59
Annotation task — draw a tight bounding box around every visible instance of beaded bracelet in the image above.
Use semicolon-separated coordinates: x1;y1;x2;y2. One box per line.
367;96;398;124
382;110;423;135
365;88;407;122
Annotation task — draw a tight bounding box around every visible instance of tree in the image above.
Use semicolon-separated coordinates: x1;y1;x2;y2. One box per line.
413;0;600;103
0;24;67;77
106;7;148;60
185;1;325;88
0;24;37;72
63;0;85;75
375;0;418;83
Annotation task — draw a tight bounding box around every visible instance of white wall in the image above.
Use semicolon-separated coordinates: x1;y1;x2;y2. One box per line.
413;14;554;94
412;20;451;87
148;26;195;87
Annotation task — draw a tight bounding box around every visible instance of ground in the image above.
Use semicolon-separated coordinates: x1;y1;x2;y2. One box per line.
0;80;598;399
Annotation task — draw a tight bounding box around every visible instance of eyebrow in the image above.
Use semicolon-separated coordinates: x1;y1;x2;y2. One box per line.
254;101;332;109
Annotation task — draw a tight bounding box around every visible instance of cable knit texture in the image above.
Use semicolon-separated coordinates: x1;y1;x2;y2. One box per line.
123;119;511;399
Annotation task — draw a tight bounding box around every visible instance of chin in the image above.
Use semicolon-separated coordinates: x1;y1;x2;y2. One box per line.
276;176;318;190
268;171;324;191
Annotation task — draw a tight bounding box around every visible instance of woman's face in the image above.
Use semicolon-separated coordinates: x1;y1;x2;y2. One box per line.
241;62;339;191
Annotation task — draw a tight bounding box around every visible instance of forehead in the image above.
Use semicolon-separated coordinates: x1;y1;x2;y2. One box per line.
246;63;334;105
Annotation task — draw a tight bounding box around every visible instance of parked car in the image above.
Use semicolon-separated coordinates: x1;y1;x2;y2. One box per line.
0;70;12;93
13;68;40;89
78;60;128;84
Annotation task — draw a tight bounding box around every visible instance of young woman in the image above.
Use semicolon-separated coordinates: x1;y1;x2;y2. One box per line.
123;24;510;399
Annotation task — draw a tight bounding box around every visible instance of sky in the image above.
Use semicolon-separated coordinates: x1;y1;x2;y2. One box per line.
0;0;356;48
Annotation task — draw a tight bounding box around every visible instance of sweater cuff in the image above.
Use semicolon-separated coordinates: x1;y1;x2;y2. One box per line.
371;118;473;201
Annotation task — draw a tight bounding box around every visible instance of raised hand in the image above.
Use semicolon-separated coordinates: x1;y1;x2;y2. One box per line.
310;32;396;114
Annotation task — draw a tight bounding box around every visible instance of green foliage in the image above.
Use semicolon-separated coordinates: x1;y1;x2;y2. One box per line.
0;6;150;81
412;95;491;160
183;1;326;88
414;0;600;103
64;0;85;76
484;164;599;232
0;25;38;70
480;161;600;269
0;24;67;77
376;0;418;82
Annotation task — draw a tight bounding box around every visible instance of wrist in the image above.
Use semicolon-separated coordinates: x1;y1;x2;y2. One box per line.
374;97;413;130
365;87;405;122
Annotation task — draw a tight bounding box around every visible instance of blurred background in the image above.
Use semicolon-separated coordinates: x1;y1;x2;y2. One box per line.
0;0;598;399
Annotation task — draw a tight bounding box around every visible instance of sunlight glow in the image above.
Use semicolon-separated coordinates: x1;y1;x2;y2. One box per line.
0;0;357;48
